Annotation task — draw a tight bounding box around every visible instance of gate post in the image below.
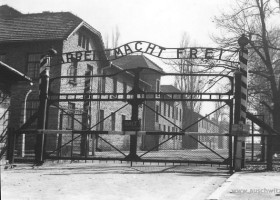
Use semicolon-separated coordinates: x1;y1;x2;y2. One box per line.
35;49;56;165
126;67;142;161
6;127;16;165
233;34;249;171
267;132;273;170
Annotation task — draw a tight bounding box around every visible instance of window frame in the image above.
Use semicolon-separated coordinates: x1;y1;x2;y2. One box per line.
26;53;42;79
67;103;75;130
68;61;78;84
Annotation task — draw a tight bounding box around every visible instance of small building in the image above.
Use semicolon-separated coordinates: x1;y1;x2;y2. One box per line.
0;61;32;154
112;54;165;150
158;85;183;150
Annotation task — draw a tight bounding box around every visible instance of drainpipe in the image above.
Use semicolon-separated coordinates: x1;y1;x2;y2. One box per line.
21;89;33;157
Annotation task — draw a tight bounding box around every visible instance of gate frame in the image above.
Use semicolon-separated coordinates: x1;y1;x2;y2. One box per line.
6;37;251;173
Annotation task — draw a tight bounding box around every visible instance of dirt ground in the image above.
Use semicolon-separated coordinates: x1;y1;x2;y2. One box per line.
1;161;229;200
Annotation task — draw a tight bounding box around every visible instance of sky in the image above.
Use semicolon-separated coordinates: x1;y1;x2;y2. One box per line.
1;0;234;47
1;0;235;115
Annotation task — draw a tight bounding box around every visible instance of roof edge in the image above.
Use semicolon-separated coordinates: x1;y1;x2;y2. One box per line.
0;61;32;82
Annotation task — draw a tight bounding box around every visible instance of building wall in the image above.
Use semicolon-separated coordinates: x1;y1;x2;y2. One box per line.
0;92;9;151
157;100;183;150
197;117;220;150
97;67;145;151
57;28;106;154
0;40;63;154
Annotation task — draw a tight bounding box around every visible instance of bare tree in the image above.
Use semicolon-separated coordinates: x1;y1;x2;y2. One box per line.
104;26;121;49
111;26;120;49
165;32;211;113
213;0;280;150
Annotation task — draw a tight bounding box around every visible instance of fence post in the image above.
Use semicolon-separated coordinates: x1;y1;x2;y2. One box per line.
233;34;249;171
233;70;242;171
267;132;273;170
35;49;56;165
229;101;234;174
126;67;142;161
6;127;16;165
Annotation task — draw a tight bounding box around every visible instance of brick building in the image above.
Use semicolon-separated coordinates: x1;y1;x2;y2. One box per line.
0;5;108;155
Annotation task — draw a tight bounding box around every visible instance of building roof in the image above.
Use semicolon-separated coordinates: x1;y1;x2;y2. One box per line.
160;85;182;93
112;55;164;72
0;5;108;65
0;5;22;17
0;6;102;43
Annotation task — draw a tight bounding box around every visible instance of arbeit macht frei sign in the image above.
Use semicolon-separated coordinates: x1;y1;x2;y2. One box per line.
57;41;238;64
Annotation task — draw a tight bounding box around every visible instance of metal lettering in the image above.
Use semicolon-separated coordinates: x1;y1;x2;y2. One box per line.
157;46;166;57
145;43;156;54
135;41;143;51
58;41;238;64
84;51;92;61
66;53;74;63
177;48;184;59
114;47;124;58
205;48;214;59
219;49;223;60
124;44;133;55
75;51;83;61
189;48;198;59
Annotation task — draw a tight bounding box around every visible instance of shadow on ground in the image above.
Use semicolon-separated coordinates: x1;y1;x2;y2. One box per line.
6;162;230;177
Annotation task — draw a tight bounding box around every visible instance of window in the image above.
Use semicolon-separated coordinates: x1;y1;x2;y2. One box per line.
159;124;161;130
26;100;39;128
202;120;204;128
0;54;6;62
123;82;127;99
122;115;126;121
68;61;78;84
113;77;117;93
168;126;170;132
78;33;90;50
101;77;106;93
179;109;182;121
27;53;41;78
163;125;166;132
163;103;166;116
176;107;179;120
84;65;92;93
99;110;104;131
86;64;93;74
155;105;159;122
172;105;174;119
168;103;170;118
67;103;75;129
121;115;126;130
156;79;160;97
111;112;115;131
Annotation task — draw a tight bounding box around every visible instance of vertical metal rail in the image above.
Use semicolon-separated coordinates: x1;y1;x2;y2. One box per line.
125;67;142;161
35;57;50;165
233;70;242;171
6;128;15;165
35;49;57;165
229;100;234;174
251;120;254;161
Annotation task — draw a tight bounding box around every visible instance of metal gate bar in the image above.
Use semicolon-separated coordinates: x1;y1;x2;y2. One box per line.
142;102;228;160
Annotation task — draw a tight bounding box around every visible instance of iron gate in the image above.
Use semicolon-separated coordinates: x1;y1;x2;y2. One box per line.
6;38;257;173
11;67;234;170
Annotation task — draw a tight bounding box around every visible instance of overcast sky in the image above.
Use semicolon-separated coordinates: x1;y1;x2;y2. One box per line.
2;0;236;114
2;0;233;47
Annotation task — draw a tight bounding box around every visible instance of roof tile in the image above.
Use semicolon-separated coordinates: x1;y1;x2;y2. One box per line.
0;12;83;42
